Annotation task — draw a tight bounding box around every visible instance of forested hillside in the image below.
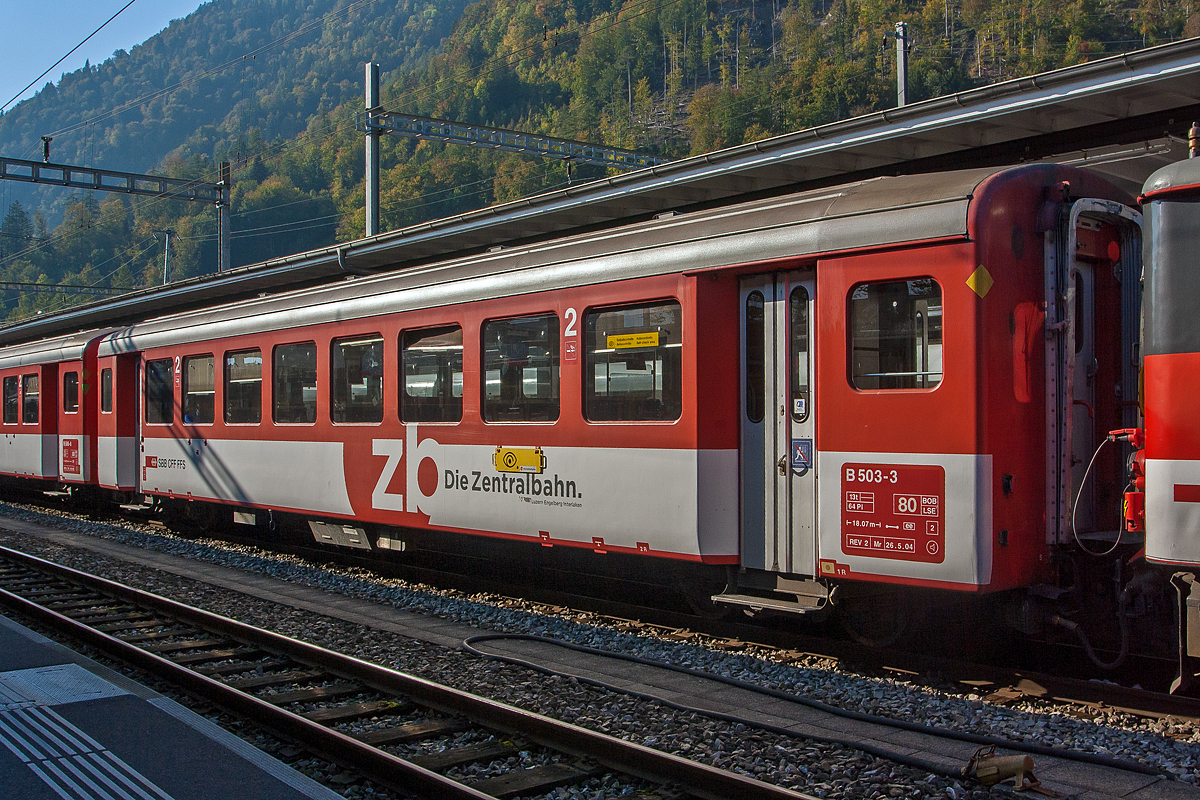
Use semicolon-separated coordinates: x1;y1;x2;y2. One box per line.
0;0;1195;322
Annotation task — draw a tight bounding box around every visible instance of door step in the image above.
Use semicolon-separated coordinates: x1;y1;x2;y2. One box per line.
711;592;825;615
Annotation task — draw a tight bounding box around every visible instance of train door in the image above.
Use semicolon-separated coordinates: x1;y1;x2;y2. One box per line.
97;353;139;490
739;271;816;576
57;361;88;483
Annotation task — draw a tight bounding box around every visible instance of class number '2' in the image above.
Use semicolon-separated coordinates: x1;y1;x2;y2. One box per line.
564;308;578;337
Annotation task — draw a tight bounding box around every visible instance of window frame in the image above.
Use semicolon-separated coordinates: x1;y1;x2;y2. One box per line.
100;368;113;414
62;371;80;414
789;286;811;423
847;277;944;392
400;324;464;424
330;333;385;425
272;341;318;425
21;373;39;425
583;299;684;423
3;376;18;424
182;353;216;426
223;348;263;425
143;357;175;426
481;312;560;424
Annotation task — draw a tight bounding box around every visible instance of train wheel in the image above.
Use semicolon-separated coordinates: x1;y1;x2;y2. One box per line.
837;588;914;648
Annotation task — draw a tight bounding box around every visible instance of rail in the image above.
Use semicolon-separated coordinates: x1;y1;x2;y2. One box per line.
0;544;812;800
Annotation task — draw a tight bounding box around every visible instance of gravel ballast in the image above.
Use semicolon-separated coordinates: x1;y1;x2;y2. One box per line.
0;502;1196;799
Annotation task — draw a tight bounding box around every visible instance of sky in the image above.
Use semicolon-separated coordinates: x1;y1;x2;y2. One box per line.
0;0;207;112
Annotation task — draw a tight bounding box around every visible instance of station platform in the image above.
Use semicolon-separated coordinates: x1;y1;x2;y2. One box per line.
0;613;342;800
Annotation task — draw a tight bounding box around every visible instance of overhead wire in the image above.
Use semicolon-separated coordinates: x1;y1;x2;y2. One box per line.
40;0;389;143
0;0;141;113
0;235;159;317
6;0;682;300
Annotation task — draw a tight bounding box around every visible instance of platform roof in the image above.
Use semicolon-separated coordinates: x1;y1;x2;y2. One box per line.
4;37;1200;346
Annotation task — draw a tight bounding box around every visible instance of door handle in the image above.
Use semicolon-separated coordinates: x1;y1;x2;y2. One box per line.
778;454;788;475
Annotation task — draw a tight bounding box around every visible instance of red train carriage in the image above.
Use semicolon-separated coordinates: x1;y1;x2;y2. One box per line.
0;331;106;485
73;163;1142;625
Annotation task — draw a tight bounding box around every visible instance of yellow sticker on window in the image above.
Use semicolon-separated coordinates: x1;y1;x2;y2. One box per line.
607;332;659;349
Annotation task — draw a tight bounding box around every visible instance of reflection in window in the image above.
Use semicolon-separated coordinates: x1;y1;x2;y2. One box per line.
62;372;79;413
22;374;38;424
332;335;384;423
402;326;463;423
585;301;682;421
145;359;174;424
790;287;810;421
3;377;17;424
745;293;765;423
225;349;262;424
101;369;113;413
273;342;317;423
182;355;215;425
483;315;559;422
849;279;943;390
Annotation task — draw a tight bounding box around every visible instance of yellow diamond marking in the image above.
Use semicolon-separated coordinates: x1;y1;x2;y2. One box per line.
967;265;994;298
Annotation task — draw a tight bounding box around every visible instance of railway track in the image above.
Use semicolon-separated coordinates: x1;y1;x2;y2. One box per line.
210;527;1200;719
0;544;811;800
8;496;1200;722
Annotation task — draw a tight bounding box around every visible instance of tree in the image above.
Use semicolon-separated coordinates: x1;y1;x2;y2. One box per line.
0;201;34;261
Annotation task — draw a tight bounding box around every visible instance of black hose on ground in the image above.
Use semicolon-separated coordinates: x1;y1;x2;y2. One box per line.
461;633;1170;780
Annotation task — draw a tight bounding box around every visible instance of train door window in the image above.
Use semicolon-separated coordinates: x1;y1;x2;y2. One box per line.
224;349;262;424
332;335;384;424
273;342;317;424
145;359;174;424
3;377;17;424
584;301;682;421
401;325;463;423
62;371;79;413
100;369;113;413
745;293;765;423
22;374;38;423
183;355;215;425
790;287;810;421
482;315;559;422
849;279;943;390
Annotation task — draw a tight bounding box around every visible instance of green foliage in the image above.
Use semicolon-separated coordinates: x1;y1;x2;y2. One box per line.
0;0;1193;321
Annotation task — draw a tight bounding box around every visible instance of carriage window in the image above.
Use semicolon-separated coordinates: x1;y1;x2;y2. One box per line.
585;301;682;421
332;335;384;423
144;359;174;424
3;377;17;424
100;369;113;413
482;315;559;422
401;325;463;423
63;371;79;413
22;374;38;423
182;355;215;425
225;349;262;424
849;279;943;390
745;293;765;423
273;342;317;424
790;287;810;421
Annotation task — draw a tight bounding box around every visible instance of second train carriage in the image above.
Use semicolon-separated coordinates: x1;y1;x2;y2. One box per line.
2;161;1173;666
